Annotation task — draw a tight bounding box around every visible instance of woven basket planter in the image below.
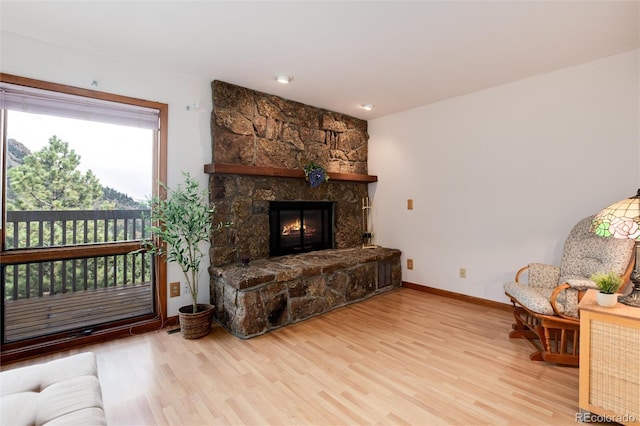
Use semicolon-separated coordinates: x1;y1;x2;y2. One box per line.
178;304;214;339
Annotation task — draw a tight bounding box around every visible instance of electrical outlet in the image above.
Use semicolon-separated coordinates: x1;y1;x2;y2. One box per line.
169;281;180;297
459;268;467;279
183;282;190;294
407;199;414;210
407;259;414;270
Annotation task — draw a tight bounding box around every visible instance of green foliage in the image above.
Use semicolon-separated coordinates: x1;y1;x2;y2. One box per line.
590;271;624;294
7;136;103;210
141;172;227;313
102;186;146;209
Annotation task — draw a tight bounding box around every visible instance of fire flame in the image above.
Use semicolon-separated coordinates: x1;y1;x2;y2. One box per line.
282;219;316;236
282;219;304;236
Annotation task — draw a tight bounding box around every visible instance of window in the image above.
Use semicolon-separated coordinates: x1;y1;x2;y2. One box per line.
0;74;167;358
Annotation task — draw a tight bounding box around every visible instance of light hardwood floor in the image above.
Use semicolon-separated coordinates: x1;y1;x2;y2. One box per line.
2;288;584;425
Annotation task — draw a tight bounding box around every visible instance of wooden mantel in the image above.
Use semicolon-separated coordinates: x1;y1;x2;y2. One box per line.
204;163;377;183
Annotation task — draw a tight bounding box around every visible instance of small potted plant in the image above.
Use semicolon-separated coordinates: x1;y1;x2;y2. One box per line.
141;172;226;339
590;271;624;307
303;162;329;188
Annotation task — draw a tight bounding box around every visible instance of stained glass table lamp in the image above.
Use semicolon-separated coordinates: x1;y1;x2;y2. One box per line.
591;189;640;307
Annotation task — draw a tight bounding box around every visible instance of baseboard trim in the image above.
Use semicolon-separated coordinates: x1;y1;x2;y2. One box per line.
402;281;512;312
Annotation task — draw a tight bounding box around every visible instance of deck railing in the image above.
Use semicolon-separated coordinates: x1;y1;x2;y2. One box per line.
5;209;150;249
3;209;152;302
2;209;156;342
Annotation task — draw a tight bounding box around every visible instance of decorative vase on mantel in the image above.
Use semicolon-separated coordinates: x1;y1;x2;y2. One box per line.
596;291;618;308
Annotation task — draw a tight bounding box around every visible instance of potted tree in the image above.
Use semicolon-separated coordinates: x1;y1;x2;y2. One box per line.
590;271;624;307
142;172;223;339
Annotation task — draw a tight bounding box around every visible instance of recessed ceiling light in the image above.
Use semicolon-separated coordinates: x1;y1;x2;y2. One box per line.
361;104;374;111
276;75;292;84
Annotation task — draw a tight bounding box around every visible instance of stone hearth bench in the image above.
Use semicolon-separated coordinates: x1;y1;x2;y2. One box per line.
210;247;401;338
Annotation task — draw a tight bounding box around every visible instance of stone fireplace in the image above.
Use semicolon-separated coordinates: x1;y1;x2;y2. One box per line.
207;80;374;267
207;80;401;338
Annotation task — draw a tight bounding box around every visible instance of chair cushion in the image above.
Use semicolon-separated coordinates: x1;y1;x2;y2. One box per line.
527;263;560;289
564;277;599;290
504;281;556;315
560;215;635;283
505;281;581;318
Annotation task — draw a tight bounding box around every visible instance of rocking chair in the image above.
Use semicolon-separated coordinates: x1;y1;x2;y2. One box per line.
503;215;635;366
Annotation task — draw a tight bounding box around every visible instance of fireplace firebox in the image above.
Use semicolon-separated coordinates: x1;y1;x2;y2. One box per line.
269;201;334;256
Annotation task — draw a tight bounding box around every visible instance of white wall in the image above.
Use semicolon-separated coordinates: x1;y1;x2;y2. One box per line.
1;32;213;315
368;50;640;303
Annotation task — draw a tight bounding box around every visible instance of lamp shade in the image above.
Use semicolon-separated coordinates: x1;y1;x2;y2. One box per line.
590;189;640;240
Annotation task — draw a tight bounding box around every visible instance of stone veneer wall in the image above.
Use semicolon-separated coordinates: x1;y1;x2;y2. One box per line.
209;80;371;267
211;175;368;265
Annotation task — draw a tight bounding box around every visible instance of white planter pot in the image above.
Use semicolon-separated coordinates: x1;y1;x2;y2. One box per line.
596;292;618;308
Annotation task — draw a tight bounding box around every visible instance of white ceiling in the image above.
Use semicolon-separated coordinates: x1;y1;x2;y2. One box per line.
1;1;638;120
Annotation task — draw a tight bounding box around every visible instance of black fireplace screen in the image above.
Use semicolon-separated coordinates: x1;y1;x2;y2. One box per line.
269;201;334;256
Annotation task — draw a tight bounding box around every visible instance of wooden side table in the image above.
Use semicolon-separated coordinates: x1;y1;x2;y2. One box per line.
578;289;640;425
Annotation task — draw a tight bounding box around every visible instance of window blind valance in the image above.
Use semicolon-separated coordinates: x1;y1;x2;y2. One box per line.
0;82;160;130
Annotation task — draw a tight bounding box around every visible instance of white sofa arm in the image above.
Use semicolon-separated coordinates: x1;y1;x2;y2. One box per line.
0;352;106;426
